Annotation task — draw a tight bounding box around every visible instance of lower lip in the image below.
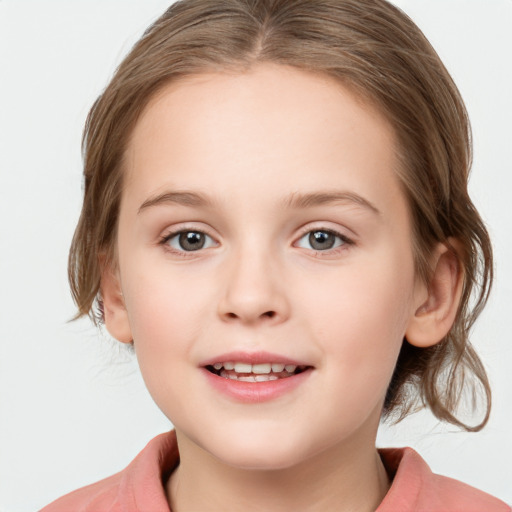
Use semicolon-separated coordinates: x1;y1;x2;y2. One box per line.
201;368;313;403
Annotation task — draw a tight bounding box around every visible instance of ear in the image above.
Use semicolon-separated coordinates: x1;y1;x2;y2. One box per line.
99;256;133;344
405;240;464;348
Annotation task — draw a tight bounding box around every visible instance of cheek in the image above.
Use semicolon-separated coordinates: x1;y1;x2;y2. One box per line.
302;250;415;384
123;272;212;420
125;245;211;316
310;252;412;331
122;265;211;372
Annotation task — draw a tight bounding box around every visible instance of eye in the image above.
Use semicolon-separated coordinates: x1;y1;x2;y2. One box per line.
295;229;350;251
161;230;216;252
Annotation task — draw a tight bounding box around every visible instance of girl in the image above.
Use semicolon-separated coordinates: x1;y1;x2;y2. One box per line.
39;0;510;510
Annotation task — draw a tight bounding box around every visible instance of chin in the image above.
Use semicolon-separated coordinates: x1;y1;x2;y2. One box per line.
217;447;305;471
203;426;313;471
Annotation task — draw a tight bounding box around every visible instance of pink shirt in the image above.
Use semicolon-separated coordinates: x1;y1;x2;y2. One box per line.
41;430;510;511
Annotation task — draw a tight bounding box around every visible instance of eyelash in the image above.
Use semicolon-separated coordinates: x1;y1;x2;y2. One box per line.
158;228;215;258
295;226;354;255
158;227;354;257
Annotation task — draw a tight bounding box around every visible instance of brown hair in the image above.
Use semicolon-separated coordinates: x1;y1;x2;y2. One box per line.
68;0;493;431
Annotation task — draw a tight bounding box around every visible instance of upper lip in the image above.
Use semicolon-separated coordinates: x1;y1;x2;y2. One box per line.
199;350;312;367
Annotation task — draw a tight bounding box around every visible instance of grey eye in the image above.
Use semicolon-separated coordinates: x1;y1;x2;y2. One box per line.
167;231;216;252
296;230;346;251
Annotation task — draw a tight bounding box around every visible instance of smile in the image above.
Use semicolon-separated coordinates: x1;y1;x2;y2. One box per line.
201;352;314;402
206;362;309;381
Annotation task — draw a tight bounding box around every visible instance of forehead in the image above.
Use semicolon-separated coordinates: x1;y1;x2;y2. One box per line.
122;62;402;215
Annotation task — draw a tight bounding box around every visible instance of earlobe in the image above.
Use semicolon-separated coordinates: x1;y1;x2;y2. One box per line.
405;241;464;348
99;258;133;344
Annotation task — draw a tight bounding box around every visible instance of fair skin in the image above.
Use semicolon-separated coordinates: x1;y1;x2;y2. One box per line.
101;63;462;512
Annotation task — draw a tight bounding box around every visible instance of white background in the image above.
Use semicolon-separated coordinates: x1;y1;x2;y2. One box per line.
0;1;511;510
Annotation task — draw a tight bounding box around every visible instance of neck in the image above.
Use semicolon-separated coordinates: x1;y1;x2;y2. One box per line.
166;429;390;512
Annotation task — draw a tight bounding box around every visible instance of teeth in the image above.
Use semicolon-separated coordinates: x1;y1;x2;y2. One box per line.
255;374;279;382
212;361;303;375
233;362;252;373
238;375;257;382
220;371;282;382
252;363;271;374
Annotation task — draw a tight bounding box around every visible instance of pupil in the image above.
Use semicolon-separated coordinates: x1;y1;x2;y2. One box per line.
180;232;205;251
309;231;335;250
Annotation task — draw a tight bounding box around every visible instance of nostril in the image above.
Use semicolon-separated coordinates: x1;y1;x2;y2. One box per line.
224;311;275;319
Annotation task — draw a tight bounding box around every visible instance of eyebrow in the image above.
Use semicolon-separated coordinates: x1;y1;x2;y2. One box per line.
138;191;215;213
282;191;381;215
138;189;380;215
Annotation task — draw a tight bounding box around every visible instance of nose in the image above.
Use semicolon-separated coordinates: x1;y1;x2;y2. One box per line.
217;246;290;326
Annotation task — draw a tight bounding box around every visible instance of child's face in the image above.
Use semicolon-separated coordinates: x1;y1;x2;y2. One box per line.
111;63;425;469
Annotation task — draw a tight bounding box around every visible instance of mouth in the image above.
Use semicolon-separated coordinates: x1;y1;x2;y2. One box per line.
205;362;311;382
201;352;314;402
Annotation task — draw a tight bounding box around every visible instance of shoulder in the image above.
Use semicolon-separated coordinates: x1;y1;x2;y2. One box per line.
378;447;511;512
39;472;122;512
39;431;179;512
